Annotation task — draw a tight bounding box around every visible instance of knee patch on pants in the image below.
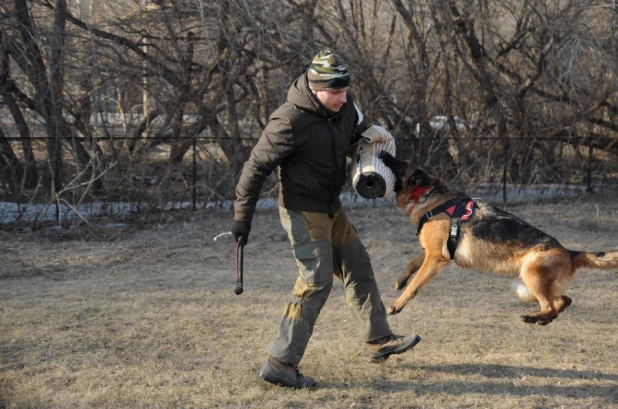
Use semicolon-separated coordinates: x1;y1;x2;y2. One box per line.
282;240;334;322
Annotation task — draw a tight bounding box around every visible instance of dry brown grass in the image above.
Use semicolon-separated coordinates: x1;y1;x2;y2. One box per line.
1;194;618;408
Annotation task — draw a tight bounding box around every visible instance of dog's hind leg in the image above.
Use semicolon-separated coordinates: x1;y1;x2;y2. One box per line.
554;295;572;313
512;278;537;303
520;252;576;325
551;275;573;313
520;296;557;325
519;265;560;325
395;253;425;291
512;278;572;313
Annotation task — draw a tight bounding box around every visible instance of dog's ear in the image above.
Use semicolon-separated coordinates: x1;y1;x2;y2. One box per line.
378;150;407;179
378;151;408;193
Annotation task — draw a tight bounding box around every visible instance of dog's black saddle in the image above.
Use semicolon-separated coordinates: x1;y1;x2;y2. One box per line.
417;196;476;259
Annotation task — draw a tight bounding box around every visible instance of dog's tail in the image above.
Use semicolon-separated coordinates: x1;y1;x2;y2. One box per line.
570;249;618;270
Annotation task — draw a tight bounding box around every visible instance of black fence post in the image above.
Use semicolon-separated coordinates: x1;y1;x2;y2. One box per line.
55;135;62;226
192;136;197;211
502;139;509;205
586;141;593;193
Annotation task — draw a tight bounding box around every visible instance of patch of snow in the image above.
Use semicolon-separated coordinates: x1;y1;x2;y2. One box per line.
0;183;593;226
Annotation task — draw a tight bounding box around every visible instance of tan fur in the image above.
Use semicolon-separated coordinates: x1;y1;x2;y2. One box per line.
384;156;618;325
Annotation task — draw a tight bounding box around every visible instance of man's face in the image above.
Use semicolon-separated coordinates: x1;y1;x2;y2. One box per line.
312;87;349;112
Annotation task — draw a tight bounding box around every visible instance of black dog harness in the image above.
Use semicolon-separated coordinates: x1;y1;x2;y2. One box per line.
417;196;476;259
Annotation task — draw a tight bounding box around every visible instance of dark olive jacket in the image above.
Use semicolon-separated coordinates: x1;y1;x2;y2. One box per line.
234;73;362;223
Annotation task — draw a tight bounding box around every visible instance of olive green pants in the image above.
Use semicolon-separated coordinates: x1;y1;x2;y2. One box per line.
268;207;391;365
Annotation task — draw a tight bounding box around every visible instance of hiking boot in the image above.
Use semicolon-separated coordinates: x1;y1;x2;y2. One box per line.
258;357;317;389
366;333;421;362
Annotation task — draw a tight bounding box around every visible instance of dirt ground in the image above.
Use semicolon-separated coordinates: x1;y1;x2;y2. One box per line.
1;193;617;408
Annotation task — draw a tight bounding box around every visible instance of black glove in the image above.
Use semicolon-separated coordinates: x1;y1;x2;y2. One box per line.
231;220;251;245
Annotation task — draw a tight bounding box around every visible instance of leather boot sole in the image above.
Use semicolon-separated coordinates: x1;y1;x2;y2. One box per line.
370;334;421;363
259;361;317;389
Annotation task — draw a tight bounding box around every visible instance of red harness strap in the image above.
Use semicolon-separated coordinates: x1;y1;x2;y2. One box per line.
445;199;475;221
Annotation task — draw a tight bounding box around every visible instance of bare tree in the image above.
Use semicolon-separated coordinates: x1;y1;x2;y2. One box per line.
1;0;617;217
0;33;38;193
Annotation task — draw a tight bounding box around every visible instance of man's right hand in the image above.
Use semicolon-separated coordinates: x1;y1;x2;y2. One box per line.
231;220;251;245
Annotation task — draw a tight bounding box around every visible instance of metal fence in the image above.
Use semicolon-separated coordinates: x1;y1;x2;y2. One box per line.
1;134;617;227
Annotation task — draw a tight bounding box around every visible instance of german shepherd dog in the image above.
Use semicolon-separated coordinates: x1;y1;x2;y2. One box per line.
378;151;618;325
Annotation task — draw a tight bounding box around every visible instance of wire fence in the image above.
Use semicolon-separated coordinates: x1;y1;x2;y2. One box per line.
1;134;617;227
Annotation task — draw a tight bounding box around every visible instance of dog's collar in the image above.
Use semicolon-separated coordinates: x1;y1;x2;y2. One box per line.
408;183;437;213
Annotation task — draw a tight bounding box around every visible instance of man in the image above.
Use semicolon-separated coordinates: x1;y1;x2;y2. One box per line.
231;50;421;389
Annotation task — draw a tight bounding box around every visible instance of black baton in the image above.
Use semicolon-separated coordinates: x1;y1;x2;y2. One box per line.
234;237;244;295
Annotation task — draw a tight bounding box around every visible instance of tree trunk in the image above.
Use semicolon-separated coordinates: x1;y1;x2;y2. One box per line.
0;34;38;190
0;127;23;194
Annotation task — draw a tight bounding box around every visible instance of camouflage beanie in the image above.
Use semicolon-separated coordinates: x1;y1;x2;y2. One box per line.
307;50;352;91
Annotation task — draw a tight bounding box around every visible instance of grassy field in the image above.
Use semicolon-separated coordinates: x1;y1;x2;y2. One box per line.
1;193;618;408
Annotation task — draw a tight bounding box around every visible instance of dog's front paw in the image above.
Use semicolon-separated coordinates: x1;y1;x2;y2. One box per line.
387;304;402;315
